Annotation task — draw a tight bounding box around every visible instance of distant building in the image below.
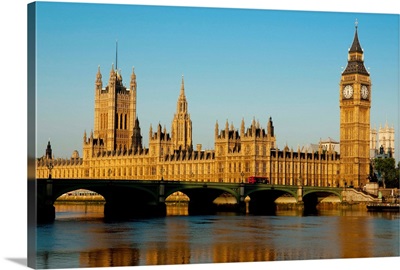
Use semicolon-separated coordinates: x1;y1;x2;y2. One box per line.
370;122;395;158
321;137;340;154
302;137;340;155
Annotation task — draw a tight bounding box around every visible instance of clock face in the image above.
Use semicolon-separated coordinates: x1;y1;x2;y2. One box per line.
343;85;353;99
361;85;369;99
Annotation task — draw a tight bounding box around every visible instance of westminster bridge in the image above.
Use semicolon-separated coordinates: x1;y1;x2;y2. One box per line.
33;178;367;222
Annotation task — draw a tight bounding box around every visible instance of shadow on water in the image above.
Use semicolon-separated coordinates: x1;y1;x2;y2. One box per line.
303;208;319;216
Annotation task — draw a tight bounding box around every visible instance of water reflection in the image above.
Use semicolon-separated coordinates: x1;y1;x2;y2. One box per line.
55;203;104;219
37;204;400;268
80;247;140;267
166;203;189;216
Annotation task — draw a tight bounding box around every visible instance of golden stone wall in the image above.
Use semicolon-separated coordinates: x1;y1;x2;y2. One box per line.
37;134;340;188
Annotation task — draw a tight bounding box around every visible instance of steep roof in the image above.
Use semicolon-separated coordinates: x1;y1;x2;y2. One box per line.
342;24;369;76
349;27;363;53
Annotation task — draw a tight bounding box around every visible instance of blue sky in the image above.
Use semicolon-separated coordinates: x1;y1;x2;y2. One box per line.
35;2;399;160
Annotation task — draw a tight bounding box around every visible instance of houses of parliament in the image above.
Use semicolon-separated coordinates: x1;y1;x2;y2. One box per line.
37;24;380;189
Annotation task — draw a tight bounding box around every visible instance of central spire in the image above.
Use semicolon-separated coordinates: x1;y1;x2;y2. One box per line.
171;74;192;151
177;75;187;113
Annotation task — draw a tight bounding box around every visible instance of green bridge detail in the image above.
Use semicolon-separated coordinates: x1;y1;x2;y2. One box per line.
34;178;345;222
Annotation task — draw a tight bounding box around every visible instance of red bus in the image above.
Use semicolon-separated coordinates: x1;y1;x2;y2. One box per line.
247;176;269;184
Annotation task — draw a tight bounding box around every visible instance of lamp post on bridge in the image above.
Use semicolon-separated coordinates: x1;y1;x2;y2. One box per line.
159;168;166;207
297;177;303;207
46;162;54;198
41;161;55;222
343;180;347;203
47;162;54;179
239;171;246;213
297;176;303;186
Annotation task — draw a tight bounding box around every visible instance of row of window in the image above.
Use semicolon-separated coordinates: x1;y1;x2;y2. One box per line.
115;113;128;130
37;168;339;187
87;163;213;179
341;145;369;157
99;113;130;130
217;145;271;155
99;113;108;129
37;169;82;178
39;159;338;177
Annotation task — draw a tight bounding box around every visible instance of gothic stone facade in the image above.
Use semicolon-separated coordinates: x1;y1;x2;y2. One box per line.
38;25;374;189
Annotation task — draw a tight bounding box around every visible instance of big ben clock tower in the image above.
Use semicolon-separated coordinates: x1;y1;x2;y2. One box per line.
339;21;371;188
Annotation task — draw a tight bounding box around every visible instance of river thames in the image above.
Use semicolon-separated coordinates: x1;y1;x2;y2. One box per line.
36;204;399;269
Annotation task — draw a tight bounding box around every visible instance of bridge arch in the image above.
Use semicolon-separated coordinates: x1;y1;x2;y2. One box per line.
302;188;342;199
54;188;105;202
245;187;298;215
165;185;239;199
302;189;343;214
164;185;241;215
245;187;297;199
50;181;163;220
53;185;107;202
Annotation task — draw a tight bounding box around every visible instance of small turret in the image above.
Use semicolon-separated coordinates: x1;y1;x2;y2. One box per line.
130;66;137;92
131;117;142;151
108;63;116;91
157;123;162;135
96;65;102;86
215;120;219;138
318;138;323;154
149;124;153;139
240;118;245;137
224;119;229;139
267;117;274;137
45;140;52;159
251;117;256;134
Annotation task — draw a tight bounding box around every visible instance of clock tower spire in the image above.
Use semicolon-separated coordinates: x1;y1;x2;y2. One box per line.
339;21;371;188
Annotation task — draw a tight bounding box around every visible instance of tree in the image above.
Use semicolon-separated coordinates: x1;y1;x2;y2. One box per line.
394;161;400;189
373;157;398;188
